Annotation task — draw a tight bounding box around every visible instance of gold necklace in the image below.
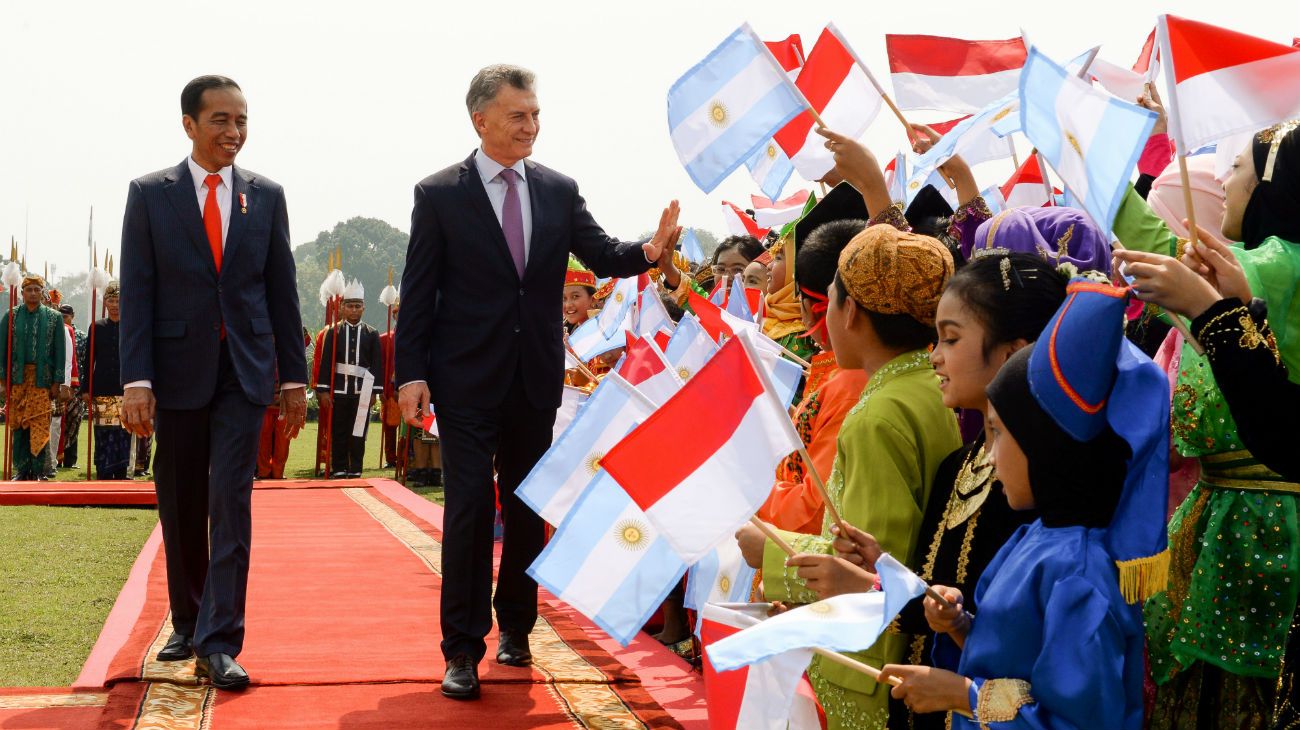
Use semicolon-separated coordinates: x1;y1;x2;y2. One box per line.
945;445;995;529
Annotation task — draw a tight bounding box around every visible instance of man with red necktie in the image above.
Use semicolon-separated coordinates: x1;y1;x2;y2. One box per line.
119;75;308;691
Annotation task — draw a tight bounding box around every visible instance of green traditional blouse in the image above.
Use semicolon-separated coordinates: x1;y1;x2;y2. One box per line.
0;304;66;388
761;349;961;730
1112;187;1300;681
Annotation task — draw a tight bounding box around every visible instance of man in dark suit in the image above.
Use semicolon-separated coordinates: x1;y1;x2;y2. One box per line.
119;75;307;691
395;64;681;700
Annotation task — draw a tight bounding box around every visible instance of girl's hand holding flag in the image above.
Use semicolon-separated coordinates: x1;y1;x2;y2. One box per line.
923;585;970;643
815;126;892;215
876;664;975;716
783;553;876;600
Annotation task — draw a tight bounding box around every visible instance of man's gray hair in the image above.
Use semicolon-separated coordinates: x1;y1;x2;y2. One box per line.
466;64;536;116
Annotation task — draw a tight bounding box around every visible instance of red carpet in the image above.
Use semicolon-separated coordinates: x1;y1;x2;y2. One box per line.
47;478;705;729
0;478;369;506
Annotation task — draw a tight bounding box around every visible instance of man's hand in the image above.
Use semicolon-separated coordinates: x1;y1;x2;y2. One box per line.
317;391;333;411
399;381;431;428
785;553;877;600
877;665;973;715
122;386;156;438
641;200;682;271
279;387;307;439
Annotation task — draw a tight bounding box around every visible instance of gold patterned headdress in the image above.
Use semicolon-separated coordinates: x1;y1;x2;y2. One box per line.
836;224;953;327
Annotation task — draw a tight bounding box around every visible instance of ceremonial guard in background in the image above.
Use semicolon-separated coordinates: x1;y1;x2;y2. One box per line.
58;303;87;469
0;275;68;480
316;280;381;478
83;283;129;479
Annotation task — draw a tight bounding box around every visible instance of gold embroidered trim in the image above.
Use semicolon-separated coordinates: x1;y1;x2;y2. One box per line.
0;692;107;709
977;678;1034;726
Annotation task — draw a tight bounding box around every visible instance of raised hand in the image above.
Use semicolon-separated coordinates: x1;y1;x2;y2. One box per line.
641;201;682;286
814;126;891;215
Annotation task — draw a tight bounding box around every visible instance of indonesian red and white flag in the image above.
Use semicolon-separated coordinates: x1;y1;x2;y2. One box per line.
751;190;811;229
766;35;805;77
1000;155;1059;209
688;289;759;343
618;333;683;407
1158;15;1300;152
774;24;883;182
701;603;822;730
721;201;770;240
887;34;1028;113
601;337;802;562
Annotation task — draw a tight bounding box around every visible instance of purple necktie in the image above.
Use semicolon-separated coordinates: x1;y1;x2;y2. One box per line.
497;168;526;278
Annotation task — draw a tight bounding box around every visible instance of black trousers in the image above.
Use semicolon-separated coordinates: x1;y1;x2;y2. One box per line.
329;394;370;474
436;373;555;662
153;343;265;658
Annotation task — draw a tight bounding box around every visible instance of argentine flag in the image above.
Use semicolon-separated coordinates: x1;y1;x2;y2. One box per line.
668;24;808;193
1019;47;1157;236
684;538;756;636
569;315;629;361
905;91;1020;195
528;471;688;646
726;275;753;322
706;553;928;672
597;277;639;337
663;313;718;382
680;229;707;266
745;139;795;201
517;373;657;527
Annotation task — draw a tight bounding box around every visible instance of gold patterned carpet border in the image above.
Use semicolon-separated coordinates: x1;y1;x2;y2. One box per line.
0;692;108;709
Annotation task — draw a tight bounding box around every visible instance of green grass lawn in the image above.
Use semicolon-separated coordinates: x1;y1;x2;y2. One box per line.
1;420;442;687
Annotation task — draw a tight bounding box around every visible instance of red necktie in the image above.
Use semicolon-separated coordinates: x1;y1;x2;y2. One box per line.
203;173;223;274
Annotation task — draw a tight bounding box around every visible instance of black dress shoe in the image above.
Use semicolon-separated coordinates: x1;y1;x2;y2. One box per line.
441;655;479;700
195;653;250;691
496;631;532;667
156;632;193;661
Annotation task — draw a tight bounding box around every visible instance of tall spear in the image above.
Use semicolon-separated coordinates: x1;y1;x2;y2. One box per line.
3;239;20;479
324;249;343;476
378;267;397;469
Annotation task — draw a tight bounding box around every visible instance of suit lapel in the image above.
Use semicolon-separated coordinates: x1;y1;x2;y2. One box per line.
459;152;519;279
223;168;251;271
162;160;218;279
523;160;549;282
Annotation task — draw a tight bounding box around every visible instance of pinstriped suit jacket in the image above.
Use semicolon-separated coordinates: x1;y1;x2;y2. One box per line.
119;159;307;409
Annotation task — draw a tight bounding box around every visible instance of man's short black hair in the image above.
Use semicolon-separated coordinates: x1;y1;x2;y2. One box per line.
181;75;242;120
58;304;74;316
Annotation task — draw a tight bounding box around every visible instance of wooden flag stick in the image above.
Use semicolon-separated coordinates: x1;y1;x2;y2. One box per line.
749;515;796;556
790;442;852;545
1111;239;1204;355
565;345;602;384
812;649;972;716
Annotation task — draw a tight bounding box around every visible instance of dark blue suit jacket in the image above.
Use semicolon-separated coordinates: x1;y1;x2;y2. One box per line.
120;159;308;410
395;151;652;410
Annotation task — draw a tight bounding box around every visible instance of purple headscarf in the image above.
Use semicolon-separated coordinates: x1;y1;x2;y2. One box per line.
967;207;1112;274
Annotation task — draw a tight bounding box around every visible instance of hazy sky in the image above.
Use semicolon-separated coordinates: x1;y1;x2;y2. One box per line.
3;0;1291;281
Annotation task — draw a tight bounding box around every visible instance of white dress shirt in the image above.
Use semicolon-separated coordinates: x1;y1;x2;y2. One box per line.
474;148;532;265
187;156;233;248
125;158;303;393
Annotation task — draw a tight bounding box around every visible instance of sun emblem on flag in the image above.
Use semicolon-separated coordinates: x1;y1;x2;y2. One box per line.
718;574;732;595
614;519;650;551
614;291;625;304
677;366;691;381
909;180;920;190
766;143;777;159
807;601;834;617
585;451;604;475
709;101;730;128
1065;131;1083;157
992;106;1013;123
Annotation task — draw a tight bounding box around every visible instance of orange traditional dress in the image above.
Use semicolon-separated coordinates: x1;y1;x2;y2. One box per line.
756;352;868;534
